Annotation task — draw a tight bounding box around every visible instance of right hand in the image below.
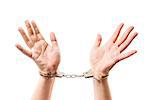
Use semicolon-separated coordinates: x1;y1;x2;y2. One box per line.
16;20;61;73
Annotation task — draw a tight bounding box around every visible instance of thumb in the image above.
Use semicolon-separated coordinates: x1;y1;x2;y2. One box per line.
94;33;102;47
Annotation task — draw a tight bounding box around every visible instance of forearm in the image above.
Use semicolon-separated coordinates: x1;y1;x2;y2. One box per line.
93;78;112;100
31;76;55;100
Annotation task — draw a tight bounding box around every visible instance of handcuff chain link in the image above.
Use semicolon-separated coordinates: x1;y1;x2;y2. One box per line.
55;69;93;78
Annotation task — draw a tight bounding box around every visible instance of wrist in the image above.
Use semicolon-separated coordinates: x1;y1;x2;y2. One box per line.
92;68;109;79
40;75;56;82
90;66;109;81
39;71;58;79
93;76;108;83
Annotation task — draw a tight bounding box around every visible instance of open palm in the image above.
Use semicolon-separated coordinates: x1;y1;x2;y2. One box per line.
90;23;138;79
16;20;60;73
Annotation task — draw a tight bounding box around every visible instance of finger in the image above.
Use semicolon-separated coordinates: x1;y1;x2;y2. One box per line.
16;44;32;58
31;20;44;41
94;33;102;47
119;32;138;52
18;27;33;48
116;26;134;46
25;20;37;43
118;50;137;61
50;32;58;47
109;23;124;43
25;20;34;36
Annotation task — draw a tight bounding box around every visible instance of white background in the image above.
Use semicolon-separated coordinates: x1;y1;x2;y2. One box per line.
0;0;149;100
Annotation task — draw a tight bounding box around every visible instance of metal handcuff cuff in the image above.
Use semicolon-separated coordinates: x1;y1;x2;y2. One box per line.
39;69;108;81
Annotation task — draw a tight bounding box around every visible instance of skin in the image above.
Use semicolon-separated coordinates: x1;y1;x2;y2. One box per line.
16;21;138;100
90;23;138;100
16;20;60;100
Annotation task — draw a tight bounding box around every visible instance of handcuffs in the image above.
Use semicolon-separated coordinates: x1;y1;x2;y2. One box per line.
39;69;108;81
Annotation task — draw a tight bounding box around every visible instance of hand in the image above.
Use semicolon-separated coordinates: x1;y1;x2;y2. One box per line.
16;20;61;73
90;23;138;79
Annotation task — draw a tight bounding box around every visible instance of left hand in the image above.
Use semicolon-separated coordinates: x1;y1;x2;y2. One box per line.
90;23;138;79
